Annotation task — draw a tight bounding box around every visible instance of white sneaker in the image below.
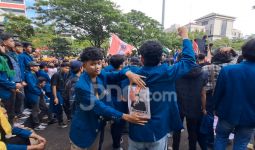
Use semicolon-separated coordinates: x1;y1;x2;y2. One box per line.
34;125;46;130
40;123;48;126
24;108;32;112
22;111;31;115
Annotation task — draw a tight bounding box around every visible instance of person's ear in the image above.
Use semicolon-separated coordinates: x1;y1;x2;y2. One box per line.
141;57;144;65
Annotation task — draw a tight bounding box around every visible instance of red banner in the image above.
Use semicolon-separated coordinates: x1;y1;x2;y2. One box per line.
108;34;134;56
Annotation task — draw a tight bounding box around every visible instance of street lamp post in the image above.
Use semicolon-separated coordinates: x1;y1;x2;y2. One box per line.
162;0;165;28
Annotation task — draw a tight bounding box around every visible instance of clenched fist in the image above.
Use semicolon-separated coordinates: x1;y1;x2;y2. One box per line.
178;26;189;39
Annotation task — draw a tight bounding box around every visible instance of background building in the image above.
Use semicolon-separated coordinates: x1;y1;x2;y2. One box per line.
164;24;180;32
165;13;243;41
0;0;26;23
184;23;205;33
232;29;243;39
195;13;239;40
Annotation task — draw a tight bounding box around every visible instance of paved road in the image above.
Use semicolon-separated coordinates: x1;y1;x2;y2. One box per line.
37;122;234;150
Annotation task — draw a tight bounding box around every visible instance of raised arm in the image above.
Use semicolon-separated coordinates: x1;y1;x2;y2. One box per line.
166;27;197;81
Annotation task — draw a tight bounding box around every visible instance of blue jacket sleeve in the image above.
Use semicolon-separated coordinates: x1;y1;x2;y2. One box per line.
7;144;27;150
0;73;16;90
101;68;129;84
213;68;226;110
166;39;196;81
77;86;123;121
25;73;42;95
12;127;32;138
18;55;25;81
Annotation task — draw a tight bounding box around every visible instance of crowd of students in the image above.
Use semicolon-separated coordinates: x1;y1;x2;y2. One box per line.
0;27;254;150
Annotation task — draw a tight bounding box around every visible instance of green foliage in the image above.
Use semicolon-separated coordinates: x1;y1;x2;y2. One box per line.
32;0;122;47
213;37;245;50
29;25;57;48
159;32;182;50
189;31;205;40
117;10;164;48
49;37;71;57
3;14;34;41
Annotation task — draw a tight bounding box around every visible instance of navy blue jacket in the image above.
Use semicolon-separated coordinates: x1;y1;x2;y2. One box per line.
18;52;33;79
129;39;196;142
24;71;42;104
6;127;32;150
69;69;129;148
214;61;255;127
37;70;51;93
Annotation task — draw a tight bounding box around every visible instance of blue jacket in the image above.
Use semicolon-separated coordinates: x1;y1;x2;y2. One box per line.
129;39;196;142
6;127;32;150
37;70;51;93
18;52;33;79
0;72;15;100
0;55;16;100
214;61;255;127
24;71;42;104
69;69;129;148
103;65;114;72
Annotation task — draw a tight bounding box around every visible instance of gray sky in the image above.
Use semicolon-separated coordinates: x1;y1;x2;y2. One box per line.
112;0;255;35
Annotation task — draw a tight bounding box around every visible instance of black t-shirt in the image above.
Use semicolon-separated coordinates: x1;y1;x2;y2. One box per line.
51;71;70;92
176;67;208;119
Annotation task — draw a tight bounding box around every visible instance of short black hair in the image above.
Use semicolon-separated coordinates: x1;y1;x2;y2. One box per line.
212;51;232;64
197;53;206;61
15;42;23;47
237;55;244;64
22;42;32;48
1;33;12;41
109;54;125;69
139;40;163;66
130;57;140;66
242;38;255;62
80;47;104;62
38;77;47;84
60;62;70;67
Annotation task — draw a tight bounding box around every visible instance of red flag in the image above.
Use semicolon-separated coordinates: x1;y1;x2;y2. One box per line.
108;34;134;55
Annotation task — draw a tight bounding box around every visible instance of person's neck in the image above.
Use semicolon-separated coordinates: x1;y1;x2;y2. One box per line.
76;72;82;77
89;74;97;83
31;70;36;74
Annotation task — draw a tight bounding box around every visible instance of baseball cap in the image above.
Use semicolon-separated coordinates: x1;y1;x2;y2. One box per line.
70;60;83;70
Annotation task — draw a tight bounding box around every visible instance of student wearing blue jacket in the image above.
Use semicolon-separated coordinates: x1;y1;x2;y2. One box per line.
69;47;148;150
0;38;23;124
24;61;45;130
18;42;33;77
105;54;128;150
127;27;196;150
214;38;255;150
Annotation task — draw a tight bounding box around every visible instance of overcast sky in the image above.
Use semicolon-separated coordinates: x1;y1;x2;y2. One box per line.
112;0;255;35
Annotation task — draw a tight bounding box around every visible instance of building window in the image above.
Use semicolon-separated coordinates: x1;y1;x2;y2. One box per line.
202;21;208;26
1;8;25;14
0;0;24;4
221;20;227;36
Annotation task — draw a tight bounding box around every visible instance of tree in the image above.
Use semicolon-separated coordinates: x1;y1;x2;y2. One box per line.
3;14;34;41
213;37;245;50
30;25;57;48
189;30;206;40
49;37;71;57
32;0;122;47
117;10;164;48
158;32;182;50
